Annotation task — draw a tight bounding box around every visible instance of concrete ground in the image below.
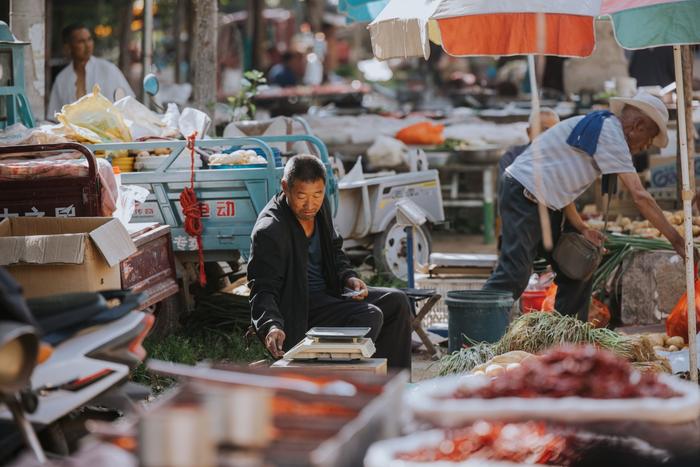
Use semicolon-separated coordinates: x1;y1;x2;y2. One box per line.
411;350;442;382
432;232;498;255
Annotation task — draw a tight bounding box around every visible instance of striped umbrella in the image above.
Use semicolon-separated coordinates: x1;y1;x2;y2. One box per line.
338;0;390;23
369;0;700;379
369;0;700;59
603;0;700;49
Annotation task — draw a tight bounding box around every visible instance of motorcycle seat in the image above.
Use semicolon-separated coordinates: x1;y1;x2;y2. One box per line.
27;291;145;344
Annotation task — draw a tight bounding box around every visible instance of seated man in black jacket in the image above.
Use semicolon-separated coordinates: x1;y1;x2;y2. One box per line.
248;155;413;369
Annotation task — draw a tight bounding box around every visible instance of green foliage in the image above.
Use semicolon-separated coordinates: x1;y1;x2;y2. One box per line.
130;327;268;393
227;69;267;122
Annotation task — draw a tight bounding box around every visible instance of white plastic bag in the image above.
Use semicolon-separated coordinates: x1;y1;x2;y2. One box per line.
366;136;407;169
113;184;150;227
162;103;181;132
113;96;179;140
179;107;211;138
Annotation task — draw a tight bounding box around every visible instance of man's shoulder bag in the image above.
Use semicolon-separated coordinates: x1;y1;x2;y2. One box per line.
552;175;614;281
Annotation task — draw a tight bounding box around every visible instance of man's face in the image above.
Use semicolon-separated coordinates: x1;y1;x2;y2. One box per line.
283;179;326;222
623;116;658;154
68;28;94;63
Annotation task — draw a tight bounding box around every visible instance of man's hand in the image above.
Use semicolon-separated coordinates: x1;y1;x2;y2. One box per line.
346;277;368;301
265;327;286;358
582;228;606;247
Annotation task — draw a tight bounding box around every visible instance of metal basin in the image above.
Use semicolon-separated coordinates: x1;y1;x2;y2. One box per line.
447;145;505;165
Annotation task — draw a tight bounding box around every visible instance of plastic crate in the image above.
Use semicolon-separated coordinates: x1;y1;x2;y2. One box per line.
414;274;487;328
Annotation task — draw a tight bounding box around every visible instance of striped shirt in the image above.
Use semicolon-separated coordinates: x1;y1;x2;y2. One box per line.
506;115;636;210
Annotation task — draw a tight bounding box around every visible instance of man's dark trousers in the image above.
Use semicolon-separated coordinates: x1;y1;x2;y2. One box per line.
308;287;412;369
484;174;593;321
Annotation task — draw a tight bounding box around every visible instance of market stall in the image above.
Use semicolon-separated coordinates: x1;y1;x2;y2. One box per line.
369;0;700;381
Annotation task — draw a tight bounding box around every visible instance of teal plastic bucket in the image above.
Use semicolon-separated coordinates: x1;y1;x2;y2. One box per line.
446;290;514;353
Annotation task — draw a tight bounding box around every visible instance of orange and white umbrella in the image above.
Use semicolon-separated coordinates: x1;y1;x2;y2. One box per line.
369;0;602;60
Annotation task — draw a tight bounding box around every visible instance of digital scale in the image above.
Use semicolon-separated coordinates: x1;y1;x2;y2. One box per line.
283;327;376;362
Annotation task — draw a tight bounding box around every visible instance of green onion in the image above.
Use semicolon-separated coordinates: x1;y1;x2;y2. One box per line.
437;311;656;376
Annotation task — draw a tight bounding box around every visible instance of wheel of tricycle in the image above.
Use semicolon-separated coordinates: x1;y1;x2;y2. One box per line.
372;220;431;282
148;293;183;339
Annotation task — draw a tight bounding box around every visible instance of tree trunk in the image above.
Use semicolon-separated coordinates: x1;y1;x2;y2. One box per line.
247;0;265;71
306;0;324;32
9;0;45;120
191;0;217;128
117;1;133;93
174;0;185;83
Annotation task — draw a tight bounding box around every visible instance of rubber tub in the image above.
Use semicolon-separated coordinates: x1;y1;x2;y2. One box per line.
446;290;513;352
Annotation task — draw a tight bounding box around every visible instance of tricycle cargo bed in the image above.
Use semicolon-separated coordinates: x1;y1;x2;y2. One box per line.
0;143;101;218
125;167;284;255
89;132;337;258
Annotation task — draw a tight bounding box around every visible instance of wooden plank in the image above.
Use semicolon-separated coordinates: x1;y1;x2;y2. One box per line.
271;358;388;375
429;266;493;277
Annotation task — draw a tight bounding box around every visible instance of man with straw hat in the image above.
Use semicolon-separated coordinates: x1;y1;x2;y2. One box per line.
485;90;693;321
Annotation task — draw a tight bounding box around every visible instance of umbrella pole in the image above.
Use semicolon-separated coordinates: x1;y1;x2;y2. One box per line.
672;45;697;382
527;54;553;251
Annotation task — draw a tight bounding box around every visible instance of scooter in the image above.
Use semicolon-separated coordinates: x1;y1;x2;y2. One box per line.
0;268;153;463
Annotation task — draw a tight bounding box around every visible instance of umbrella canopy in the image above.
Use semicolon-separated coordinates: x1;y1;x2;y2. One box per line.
338;0;390;23
369;0;700;60
603;0;700;48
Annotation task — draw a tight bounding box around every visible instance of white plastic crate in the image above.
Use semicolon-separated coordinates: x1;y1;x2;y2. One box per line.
414;274;487;328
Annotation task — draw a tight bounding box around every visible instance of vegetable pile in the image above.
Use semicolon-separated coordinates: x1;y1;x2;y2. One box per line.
644;333;687;353
469;351;534;378
438;311;657;376
452;345;678;400
592;234;675;292
588;211;700;239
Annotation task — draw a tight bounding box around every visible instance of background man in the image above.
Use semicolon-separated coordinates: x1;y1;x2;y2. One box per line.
248;155;412;369
497;108;560;180
486;91;689;321
48;24;134;119
267;50;306;87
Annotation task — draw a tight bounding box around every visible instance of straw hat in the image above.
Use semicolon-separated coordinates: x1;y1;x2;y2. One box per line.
610;90;669;148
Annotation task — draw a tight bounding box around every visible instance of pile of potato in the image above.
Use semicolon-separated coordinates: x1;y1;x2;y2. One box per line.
470;351;534;377
644;333;687;353
132;148;172;158
588;210;700;239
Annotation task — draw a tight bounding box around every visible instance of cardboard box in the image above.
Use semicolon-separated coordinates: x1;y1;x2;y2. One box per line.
0;217;137;298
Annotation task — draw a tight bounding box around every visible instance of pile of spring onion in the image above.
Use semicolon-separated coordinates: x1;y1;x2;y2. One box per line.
438;311;657;376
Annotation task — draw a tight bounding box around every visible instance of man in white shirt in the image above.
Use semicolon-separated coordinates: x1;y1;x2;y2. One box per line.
486;91;691;320
47;24;134;120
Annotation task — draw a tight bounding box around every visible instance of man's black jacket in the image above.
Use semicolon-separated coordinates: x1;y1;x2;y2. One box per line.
248;193;358;350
